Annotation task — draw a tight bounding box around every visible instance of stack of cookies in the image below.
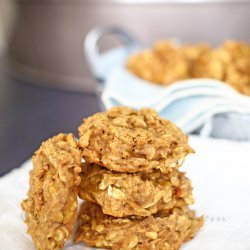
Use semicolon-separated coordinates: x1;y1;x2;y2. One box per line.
75;107;203;250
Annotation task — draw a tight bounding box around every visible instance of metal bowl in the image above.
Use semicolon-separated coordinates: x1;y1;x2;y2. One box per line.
8;0;250;92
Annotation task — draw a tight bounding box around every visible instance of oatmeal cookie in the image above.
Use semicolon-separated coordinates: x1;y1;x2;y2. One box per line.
78;107;193;173
181;44;211;63
126;41;189;85
74;202;204;250
21;133;82;250
192;49;227;80
127;40;250;96
192;40;250;95
79;163;194;217
221;41;250;95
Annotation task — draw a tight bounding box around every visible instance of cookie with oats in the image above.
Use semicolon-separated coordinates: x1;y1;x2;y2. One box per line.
74;202;204;250
79;163;194;217
78;107;193;173
21;133;82;250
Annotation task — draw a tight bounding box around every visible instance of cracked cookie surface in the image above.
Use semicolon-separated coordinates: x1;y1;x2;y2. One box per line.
78;107;193;173
74;202;204;250
79;163;194;217
21;133;82;250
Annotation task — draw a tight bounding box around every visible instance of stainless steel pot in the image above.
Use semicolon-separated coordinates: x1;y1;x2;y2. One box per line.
8;0;250;92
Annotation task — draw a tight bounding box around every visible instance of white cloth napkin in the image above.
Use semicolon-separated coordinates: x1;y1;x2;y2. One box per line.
0;136;250;250
101;64;250;136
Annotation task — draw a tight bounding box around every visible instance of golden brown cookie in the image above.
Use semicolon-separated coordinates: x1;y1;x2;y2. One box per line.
21;133;82;250
192;49;227;80
78;107;193;173
192;40;250;95
127;40;250;96
181;44;211;63
79;163;194;217
126;41;189;85
221;41;250;95
74;202;204;250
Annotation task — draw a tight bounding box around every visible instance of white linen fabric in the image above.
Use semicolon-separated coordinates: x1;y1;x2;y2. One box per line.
0;136;250;249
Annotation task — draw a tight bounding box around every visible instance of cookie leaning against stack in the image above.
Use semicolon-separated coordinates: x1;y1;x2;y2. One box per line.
21;134;82;250
76;107;203;250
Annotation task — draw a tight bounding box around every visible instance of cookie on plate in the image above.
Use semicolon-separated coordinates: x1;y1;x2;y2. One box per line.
78;107;193;173
21;133;82;250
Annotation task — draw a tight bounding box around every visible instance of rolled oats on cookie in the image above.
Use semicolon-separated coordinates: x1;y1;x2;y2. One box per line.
74;202;204;250
79;163;194;217
78;107;193;173
21;133;82;250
